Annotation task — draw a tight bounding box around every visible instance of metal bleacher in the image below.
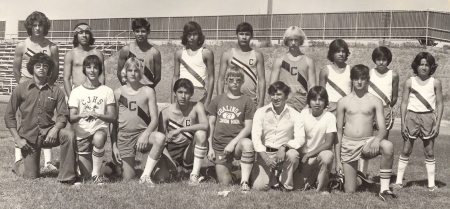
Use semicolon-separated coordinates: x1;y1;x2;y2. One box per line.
0;40;124;95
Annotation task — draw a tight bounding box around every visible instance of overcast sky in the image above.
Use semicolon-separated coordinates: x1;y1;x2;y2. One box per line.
1;0;449;36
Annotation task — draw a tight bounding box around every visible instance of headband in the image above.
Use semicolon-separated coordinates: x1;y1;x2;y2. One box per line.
74;25;91;33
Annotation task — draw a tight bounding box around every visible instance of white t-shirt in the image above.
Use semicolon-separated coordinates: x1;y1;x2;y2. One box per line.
300;108;336;153
68;85;115;139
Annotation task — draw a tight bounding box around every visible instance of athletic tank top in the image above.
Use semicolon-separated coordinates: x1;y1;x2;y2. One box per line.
368;68;392;106
179;47;207;88
230;48;257;99
21;38;52;78
165;105;197;144
279;53;308;95
407;76;435;112
128;42;156;86
117;86;151;133
325;65;351;103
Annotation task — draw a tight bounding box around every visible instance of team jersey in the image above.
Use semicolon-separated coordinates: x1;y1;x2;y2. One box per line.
68;85;115;139
117;86;152;133
325;65;351;103
128;41;156;86
407;76;436;112
163;103;199;145
21;37;53;78
279;53;309;95
229;48;258;100
368;68;393;106
179;47;207;88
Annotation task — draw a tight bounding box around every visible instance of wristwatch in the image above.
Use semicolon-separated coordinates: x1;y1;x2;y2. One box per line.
281;144;290;151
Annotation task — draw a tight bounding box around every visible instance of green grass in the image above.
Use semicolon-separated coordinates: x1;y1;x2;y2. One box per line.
1;100;450;208
104;43;450;119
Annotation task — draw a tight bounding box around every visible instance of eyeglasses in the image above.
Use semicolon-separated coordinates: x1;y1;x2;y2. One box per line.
34;63;49;69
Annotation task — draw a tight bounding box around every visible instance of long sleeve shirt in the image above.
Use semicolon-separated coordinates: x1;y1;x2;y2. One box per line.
251;103;305;152
4;79;68;144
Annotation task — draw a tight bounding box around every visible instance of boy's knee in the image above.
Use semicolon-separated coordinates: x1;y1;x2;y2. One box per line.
239;138;254;150
424;151;434;159
92;131;107;148
194;130;207;144
60;129;75;142
318;150;333;165
380;140;394;155
153;132;166;145
286;149;300;163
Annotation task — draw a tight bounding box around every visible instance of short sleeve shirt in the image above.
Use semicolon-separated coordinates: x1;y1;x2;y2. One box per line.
68;85;115;139
301;109;336;153
207;93;256;151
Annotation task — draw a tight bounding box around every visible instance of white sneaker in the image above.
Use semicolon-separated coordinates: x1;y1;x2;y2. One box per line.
42;163;58;172
140;175;156;187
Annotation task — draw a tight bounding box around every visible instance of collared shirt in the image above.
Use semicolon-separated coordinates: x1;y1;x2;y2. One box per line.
4;79;68;144
252;103;305;152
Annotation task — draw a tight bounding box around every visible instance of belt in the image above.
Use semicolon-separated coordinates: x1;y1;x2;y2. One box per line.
266;147;279;152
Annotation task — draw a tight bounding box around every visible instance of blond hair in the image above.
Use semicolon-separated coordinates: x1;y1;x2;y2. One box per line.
283;26;306;46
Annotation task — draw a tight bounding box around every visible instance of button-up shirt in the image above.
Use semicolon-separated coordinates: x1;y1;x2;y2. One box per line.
252;103;305;152
4;79;68;144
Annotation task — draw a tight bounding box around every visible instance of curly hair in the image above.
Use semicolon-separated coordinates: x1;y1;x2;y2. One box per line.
181;21;205;46
72;23;95;47
24;11;51;36
411;52;438;76
26;53;54;76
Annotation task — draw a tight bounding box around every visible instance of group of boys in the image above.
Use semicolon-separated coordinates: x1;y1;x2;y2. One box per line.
5;11;443;201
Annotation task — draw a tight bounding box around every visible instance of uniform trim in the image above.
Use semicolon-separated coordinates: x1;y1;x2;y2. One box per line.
181;58;206;87
231;57;257;85
327;78;347;97
168;119;194;140
281;60;308;91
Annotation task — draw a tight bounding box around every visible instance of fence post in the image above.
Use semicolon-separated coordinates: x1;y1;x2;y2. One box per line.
216;16;219;42
108;18;111;40
51;20;53;39
270;14;273;43
168;17;171;42
426;10;429;45
389;11;393;42
323;13;326;40
129;18;131;44
355;12;358;41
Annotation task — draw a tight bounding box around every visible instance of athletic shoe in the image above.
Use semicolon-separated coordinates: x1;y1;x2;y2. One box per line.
60;180;81;186
92;175;104;185
240;181;250;192
378;190;398;201
357;171;375;184
392;183;403;190
428;186;438;192
140;175;156;187
188;173;201;186
278;183;293;192
42;163;58;172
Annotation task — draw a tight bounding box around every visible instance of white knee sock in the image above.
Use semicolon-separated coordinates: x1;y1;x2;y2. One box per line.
192;145;207;175
395;156;409;185
15;147;22;162
142;157;158;177
380;169;392;192
43;148;52;165
240;151;255;183
92;147;105;177
425;158;436;187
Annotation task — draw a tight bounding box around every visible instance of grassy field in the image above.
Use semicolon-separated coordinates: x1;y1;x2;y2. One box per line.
104;41;450;119
2;43;450;208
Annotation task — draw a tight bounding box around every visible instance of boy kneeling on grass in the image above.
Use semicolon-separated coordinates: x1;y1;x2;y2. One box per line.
6;53;77;185
68;55;116;185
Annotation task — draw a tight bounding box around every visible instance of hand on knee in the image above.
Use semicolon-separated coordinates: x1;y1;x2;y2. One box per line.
286;150;299;163
238;138;254;151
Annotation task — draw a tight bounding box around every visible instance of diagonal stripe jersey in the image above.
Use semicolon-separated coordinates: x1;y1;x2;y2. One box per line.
117;86;152;133
407;76;435;112
21;38;53;78
279;53;309;95
128;42;156;86
162;103;199;144
180;47;207;88
368;68;392;106
229;48;258;100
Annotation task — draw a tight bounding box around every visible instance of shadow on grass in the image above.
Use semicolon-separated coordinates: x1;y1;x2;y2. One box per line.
405;180;446;188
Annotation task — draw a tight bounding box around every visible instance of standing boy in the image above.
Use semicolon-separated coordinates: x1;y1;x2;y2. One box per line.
68;55;116;184
172;21;215;107
63;23;105;96
394;52;443;192
359;46;399;177
117;18;161;88
335;65;396;201
269;26;316;112
207;66;256;191
217;22;265;108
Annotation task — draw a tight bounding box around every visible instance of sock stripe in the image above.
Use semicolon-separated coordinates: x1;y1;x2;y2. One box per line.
93;150;105;157
194;145;207;159
194;145;207;150
425;159;436;165
399;156;409;162
380;169;392;179
240;151;255;164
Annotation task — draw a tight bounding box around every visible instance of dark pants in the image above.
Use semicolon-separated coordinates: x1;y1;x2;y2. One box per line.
18;129;77;181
